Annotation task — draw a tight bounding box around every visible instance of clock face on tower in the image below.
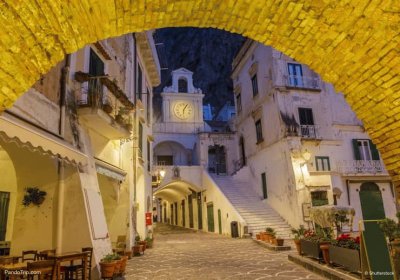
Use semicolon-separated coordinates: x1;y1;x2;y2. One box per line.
173;102;193;120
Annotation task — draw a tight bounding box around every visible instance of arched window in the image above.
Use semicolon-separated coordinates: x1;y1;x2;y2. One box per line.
178;78;188;93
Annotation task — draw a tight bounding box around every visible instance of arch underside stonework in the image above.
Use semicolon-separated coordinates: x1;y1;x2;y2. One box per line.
1;1;400;184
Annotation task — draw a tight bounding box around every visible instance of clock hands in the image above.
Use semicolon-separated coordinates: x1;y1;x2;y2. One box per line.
182;104;188;114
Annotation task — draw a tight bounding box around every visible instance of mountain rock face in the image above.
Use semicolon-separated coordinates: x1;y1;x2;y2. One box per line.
153;28;245;119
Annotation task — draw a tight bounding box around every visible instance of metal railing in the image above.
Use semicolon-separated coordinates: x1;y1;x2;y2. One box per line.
299;125;319;139
153;122;210;134
78;77;106;108
284;74;320;90
336;160;386;174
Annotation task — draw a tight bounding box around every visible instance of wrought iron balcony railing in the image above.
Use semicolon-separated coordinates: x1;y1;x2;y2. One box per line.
284;74;320;90
299;125;320;139
336;160;386;174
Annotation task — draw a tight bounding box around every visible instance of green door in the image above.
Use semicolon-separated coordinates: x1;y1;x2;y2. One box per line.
359;182;385;220
182;200;185;227
207;204;214;232
197;193;203;230
188;195;194;228
359;182;393;279
261;173;268;199
0;192;10;241
218;209;222;234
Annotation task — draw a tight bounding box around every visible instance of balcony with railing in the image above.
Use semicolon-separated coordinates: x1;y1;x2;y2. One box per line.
74;72;134;139
283;74;321;90
336;160;388;175
299;125;320;139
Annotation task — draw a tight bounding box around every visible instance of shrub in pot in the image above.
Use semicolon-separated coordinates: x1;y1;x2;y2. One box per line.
119;255;129;275
132;235;145;256
112;254;122;275
99;254;116;278
291;225;306;255
265;227;275;243
145;237;153;248
329;233;360;272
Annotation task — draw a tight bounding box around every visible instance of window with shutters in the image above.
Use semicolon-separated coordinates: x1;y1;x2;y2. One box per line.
138;122;143;158
315;156;330;171
236;93;242;114
311;191;328;206
298;107;318;138
136;64;143;101
255;119;263;143
261;173;268;199
251;75;259;97
352;139;380;160
288;63;304;87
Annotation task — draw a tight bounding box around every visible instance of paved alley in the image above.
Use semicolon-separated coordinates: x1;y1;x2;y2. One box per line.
125;223;323;280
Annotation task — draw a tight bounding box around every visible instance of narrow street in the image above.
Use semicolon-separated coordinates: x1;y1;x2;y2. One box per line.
125;223;323;280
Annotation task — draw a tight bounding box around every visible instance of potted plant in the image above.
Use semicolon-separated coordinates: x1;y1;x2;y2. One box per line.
145;236;153;248
22;187;47;207
379;217;400;254
291;225;306;255
269;230;277;245
132;235;145;256
119;255;129;275
301;228;332;262
329;233;360;272
265;227;275;243
99;254;116;278
256;233;261;240
112;253;122;275
276;236;285;246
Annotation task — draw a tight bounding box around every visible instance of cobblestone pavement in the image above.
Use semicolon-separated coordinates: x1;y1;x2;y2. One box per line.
125;223;323;280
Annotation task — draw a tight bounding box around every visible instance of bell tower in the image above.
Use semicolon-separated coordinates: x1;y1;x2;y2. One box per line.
161;68;204;125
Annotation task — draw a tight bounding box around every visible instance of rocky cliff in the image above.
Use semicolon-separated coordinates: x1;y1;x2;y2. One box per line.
153;28;245;119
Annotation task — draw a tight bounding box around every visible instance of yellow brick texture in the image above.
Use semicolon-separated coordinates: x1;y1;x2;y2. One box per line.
0;0;400;186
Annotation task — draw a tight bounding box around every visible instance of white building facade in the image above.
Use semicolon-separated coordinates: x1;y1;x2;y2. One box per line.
231;39;397;230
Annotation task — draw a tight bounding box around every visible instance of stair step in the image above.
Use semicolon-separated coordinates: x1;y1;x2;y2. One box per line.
210;173;292;238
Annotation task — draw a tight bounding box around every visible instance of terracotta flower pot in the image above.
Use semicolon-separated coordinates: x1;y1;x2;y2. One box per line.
271;238;277;246
103;104;113;114
276;238;284;246
138;241;147;251
256;233;261;240
114;259;122;274
320;243;330;265
119;256;128;274
124;250;132;259
100;261;116;278
294;239;302;255
260;232;267;241
132;245;141;256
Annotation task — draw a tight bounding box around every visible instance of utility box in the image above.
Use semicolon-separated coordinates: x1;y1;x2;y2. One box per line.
230;221;239;238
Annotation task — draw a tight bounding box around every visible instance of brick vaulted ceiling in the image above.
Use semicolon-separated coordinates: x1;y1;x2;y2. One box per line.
1;1;400;183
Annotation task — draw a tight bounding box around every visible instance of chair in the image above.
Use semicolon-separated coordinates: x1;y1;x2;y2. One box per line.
27;260;55;280
22;250;37;262
37;250;56;260
65;247;93;280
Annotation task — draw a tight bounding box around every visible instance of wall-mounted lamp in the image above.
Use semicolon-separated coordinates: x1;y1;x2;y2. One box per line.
159;168;166;178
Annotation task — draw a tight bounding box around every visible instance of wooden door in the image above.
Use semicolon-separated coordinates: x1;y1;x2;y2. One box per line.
218;209;222;234
197;193;203;230
207;203;214;232
188;195;194;228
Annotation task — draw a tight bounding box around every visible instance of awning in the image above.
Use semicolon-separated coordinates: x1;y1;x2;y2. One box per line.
0;115;87;165
95;158;127;181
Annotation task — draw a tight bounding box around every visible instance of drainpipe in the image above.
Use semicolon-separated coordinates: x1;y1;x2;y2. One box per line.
55;54;71;253
132;33;138;243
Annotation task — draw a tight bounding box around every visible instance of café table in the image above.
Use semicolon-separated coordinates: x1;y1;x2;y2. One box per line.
0;261;28;280
48;251;88;280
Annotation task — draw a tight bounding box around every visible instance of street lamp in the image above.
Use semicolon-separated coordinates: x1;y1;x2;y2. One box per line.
302;149;312;162
159;168;166;178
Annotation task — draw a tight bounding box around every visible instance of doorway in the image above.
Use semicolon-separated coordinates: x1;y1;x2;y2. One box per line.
197;193;203;230
181;199;185;227
208;145;226;175
218;209;222;234
207;203;215;232
188;195;194;228
359;182;385;220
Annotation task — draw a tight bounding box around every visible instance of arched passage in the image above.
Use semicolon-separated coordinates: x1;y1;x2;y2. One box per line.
1;2;400;183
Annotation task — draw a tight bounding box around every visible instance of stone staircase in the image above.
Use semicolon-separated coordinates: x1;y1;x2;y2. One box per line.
210;174;292;239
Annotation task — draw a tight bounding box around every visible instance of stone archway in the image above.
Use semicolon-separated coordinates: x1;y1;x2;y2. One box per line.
1;1;400;184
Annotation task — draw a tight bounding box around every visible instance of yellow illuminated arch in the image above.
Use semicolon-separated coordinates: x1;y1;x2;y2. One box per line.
1;1;400;183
